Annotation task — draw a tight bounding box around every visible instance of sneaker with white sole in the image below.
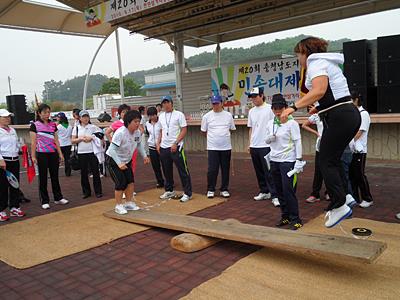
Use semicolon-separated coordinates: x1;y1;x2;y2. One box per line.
345;194;357;208
207;191;215;198
115;204;128;215
180;194;192;202
254;193;271;201
0;211;9;222
41;203;50;210
124;201;140;211
306;196;320;203
271;198;280;207
160;191;176;199
325;204;352;228
10;207;25;217
54;198;69;205
220;191;230;198
359;200;373;208
396;213;400;220
133;192;137;196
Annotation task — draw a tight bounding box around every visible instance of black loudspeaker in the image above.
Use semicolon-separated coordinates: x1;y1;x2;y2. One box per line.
377;86;400;113
97;112;112;123
377;34;400;61
350;86;377;113
377;60;400;86
343;40;374;87
6;94;31;125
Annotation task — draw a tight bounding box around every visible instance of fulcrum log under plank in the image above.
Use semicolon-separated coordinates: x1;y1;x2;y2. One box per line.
104;210;386;264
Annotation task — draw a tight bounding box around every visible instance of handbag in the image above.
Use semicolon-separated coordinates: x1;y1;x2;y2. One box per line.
68;126;80;171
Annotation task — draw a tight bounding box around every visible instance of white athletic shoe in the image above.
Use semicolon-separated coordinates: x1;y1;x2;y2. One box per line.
396;213;400;220
207;191;215;198
54;198;69;205
134;192;137;196
220;191;230;198
359;200;373;208
160;191;176;199
253;193;271;201
271;198;280;207
41;204;50;210
345;194;357;208
115;204;128;215
180;194;192;203
325;204;352;228
124;201;140;211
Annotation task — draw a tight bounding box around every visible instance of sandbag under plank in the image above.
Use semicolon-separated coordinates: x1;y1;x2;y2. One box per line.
104;210;386;264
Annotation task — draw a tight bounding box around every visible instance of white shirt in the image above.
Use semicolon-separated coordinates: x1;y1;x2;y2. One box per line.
308;114;324;152
72;123;101;154
247;103;275;148
57;124;72;147
145;121;162;148
356;106;370;153
159;110;187;148
106;126;144;164
0;127;19;159
266;118;301;162
201;110;236;150
306;53;350;100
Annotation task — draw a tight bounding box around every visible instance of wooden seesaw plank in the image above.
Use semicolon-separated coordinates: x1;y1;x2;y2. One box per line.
104;210;386;264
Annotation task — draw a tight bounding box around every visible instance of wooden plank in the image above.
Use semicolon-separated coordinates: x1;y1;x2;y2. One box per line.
104;210;386;264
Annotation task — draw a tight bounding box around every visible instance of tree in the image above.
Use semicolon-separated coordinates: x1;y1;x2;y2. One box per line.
0;103;7;109
99;77;143;96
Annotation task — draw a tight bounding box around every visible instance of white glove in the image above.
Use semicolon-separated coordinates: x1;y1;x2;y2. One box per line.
315;137;321;152
264;153;271;170
287;160;306;177
349;140;356;153
265;135;276;144
354;140;363;153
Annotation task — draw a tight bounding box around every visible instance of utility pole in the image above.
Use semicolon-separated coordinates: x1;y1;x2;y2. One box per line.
8;76;12;95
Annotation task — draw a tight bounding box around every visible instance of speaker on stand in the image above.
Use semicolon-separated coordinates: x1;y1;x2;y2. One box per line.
6;94;31;124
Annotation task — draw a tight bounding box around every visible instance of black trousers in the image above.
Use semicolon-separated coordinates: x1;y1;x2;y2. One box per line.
207;150;231;192
37;152;63;204
350;153;373;203
61;146;72;176
311;151;324;198
78;153;102;196
249;147;277;198
319;103;361;210
160;147;192;196
0;160;20;211
149;148;164;186
271;161;301;223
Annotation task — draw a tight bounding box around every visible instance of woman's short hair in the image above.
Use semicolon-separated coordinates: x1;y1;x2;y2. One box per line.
118;104;131;116
36;103;51;122
350;90;363;107
123;110;141;127
146;106;157;116
294;37;328;56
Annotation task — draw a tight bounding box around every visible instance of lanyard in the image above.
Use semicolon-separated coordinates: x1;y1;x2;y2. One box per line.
165;111;173;136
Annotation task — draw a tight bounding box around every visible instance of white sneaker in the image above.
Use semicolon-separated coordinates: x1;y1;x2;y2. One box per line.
133;192;137;196
124;201;140;211
41;204;50;210
359;200;373;208
207;191;215;198
115;204;128;215
55;199;69;205
160;191;176;199
180;194;192;202
325;204;352;228
345;194;357;208
396;213;400;220
271;198;280;207
253;193;271;201
220;191;230;198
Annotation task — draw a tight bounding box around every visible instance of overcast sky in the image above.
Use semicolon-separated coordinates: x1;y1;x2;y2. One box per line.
1;0;400;103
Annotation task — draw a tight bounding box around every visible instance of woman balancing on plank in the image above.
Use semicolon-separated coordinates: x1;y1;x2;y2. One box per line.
280;37;361;228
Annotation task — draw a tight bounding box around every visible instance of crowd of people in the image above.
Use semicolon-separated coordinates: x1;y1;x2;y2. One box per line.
1;36;397;225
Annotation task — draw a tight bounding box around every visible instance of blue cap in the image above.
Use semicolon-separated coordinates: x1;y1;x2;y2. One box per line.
245;87;264;97
57;112;66;118
210;95;223;104
161;95;173;103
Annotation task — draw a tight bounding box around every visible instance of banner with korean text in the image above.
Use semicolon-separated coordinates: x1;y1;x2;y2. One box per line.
211;57;301;106
85;0;174;27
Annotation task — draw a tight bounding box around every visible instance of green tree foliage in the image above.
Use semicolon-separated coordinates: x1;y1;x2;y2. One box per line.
99;77;143;96
0;103;7;109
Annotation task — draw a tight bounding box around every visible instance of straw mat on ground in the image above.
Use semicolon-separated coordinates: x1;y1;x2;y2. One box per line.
0;189;224;269
183;215;400;300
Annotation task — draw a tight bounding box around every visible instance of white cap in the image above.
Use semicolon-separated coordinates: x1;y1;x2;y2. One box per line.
0;109;14;117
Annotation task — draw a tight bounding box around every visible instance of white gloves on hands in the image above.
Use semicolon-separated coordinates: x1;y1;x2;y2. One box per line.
265;135;276;144
287;160;306;177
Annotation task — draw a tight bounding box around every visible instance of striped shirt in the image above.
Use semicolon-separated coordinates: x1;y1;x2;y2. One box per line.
30;121;58;153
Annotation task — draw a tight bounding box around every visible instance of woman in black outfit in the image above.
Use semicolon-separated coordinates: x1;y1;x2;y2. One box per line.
280;37;361;228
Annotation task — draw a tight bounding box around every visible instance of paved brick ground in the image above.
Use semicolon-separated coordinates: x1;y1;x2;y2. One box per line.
1;153;399;299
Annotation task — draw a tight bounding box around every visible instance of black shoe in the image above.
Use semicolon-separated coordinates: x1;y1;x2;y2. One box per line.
275;218;290;227
96;194;103;198
290;222;303;231
82;194;91;199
